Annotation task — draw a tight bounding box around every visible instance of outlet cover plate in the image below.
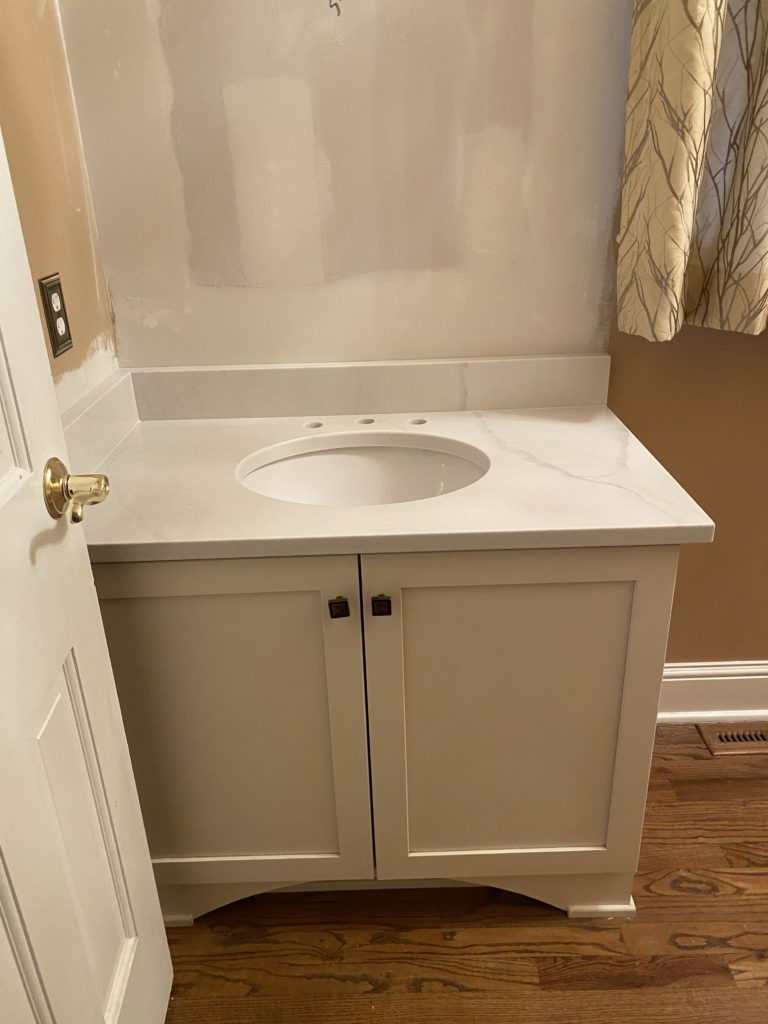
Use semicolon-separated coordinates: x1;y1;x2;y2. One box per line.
38;273;73;358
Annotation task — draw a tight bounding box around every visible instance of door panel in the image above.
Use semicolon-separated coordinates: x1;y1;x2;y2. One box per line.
36;655;136;1007
401;580;633;853
0;127;171;1023
0;324;29;504
95;556;374;886
101;591;341;859
4;651;137;1024
362;548;678;879
0;851;54;1024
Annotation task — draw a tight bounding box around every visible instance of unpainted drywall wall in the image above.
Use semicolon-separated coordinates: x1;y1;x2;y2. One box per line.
58;0;633;367
0;0;117;411
609;325;768;663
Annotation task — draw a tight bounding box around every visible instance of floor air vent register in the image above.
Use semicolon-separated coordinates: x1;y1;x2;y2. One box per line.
697;723;768;756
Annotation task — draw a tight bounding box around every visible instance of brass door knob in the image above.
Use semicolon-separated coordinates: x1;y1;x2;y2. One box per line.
43;457;110;523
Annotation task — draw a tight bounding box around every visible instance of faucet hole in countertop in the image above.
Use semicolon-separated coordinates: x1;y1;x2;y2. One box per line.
358;418;375;425
305;421;324;429
410;418;428;425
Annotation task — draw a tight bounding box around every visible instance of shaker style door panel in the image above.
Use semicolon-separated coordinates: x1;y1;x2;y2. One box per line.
0;647;155;1024
94;556;373;885
362;548;678;879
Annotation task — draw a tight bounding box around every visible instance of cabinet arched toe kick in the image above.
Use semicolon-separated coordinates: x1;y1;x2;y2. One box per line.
95;546;678;922
160;874;637;926
159;882;302;926
459;874;636;919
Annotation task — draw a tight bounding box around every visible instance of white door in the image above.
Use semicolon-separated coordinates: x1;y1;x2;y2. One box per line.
0;131;172;1023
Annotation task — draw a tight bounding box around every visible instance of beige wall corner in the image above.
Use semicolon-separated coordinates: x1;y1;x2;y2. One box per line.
0;0;117;412
608;325;768;663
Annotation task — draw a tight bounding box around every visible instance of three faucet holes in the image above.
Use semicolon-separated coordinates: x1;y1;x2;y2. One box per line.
303;417;428;429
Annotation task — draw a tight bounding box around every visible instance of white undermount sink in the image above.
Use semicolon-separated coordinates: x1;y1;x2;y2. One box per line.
236;431;490;506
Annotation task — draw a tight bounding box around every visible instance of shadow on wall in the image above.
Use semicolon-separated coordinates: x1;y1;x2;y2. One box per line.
608;324;768;662
158;0;529;288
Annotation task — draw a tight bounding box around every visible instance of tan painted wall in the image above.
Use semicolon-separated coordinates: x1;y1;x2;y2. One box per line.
0;0;116;411
608;325;768;663
57;0;633;367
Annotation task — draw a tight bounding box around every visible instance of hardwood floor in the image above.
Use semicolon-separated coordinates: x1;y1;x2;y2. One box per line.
165;726;768;1022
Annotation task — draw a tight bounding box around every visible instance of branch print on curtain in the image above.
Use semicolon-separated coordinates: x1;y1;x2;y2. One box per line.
618;0;768;341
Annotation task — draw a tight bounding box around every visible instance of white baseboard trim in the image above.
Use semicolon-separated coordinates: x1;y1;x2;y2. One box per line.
658;661;768;724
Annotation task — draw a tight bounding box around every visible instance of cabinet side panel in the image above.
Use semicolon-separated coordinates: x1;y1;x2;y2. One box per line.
401;580;633;853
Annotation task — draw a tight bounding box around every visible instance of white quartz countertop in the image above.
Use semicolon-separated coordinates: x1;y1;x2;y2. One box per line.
85;407;714;562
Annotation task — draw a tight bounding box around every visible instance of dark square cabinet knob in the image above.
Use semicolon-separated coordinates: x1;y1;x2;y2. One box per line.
371;594;393;616
328;596;350;619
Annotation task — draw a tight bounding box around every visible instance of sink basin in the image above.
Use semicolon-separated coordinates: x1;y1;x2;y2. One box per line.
236;431;489;506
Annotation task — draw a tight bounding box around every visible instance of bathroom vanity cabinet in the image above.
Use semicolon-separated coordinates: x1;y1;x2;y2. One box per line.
94;544;678;921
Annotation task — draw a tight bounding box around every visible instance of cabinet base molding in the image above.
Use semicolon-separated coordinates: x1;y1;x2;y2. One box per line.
461;873;636;919
159;882;295;925
160;873;637;926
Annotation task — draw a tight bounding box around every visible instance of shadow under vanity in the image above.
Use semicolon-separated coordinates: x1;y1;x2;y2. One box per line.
69;356;714;923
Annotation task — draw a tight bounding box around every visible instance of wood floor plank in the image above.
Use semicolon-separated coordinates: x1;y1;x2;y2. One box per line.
170;948;539;997
637;842;731;871
652;725;711;760
631;896;768;923
635;867;768;897
622;922;768;957
631;867;768;922
169;921;628;960
641;802;768;845
164;989;768;1024
670;776;768;802
536;953;734;990
646;776;678;803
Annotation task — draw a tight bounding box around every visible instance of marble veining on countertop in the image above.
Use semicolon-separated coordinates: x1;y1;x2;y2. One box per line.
84;407;714;562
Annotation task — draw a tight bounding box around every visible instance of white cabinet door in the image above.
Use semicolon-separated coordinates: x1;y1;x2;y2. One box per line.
0;131;171;1021
362;547;678;880
94;556;373;887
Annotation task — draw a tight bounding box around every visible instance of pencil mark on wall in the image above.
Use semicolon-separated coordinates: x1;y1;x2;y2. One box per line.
329;0;342;16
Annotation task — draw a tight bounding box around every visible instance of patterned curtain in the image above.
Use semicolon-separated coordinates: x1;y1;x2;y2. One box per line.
617;0;768;341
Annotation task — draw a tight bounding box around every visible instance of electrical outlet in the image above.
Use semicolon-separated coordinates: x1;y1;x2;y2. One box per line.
38;273;73;358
